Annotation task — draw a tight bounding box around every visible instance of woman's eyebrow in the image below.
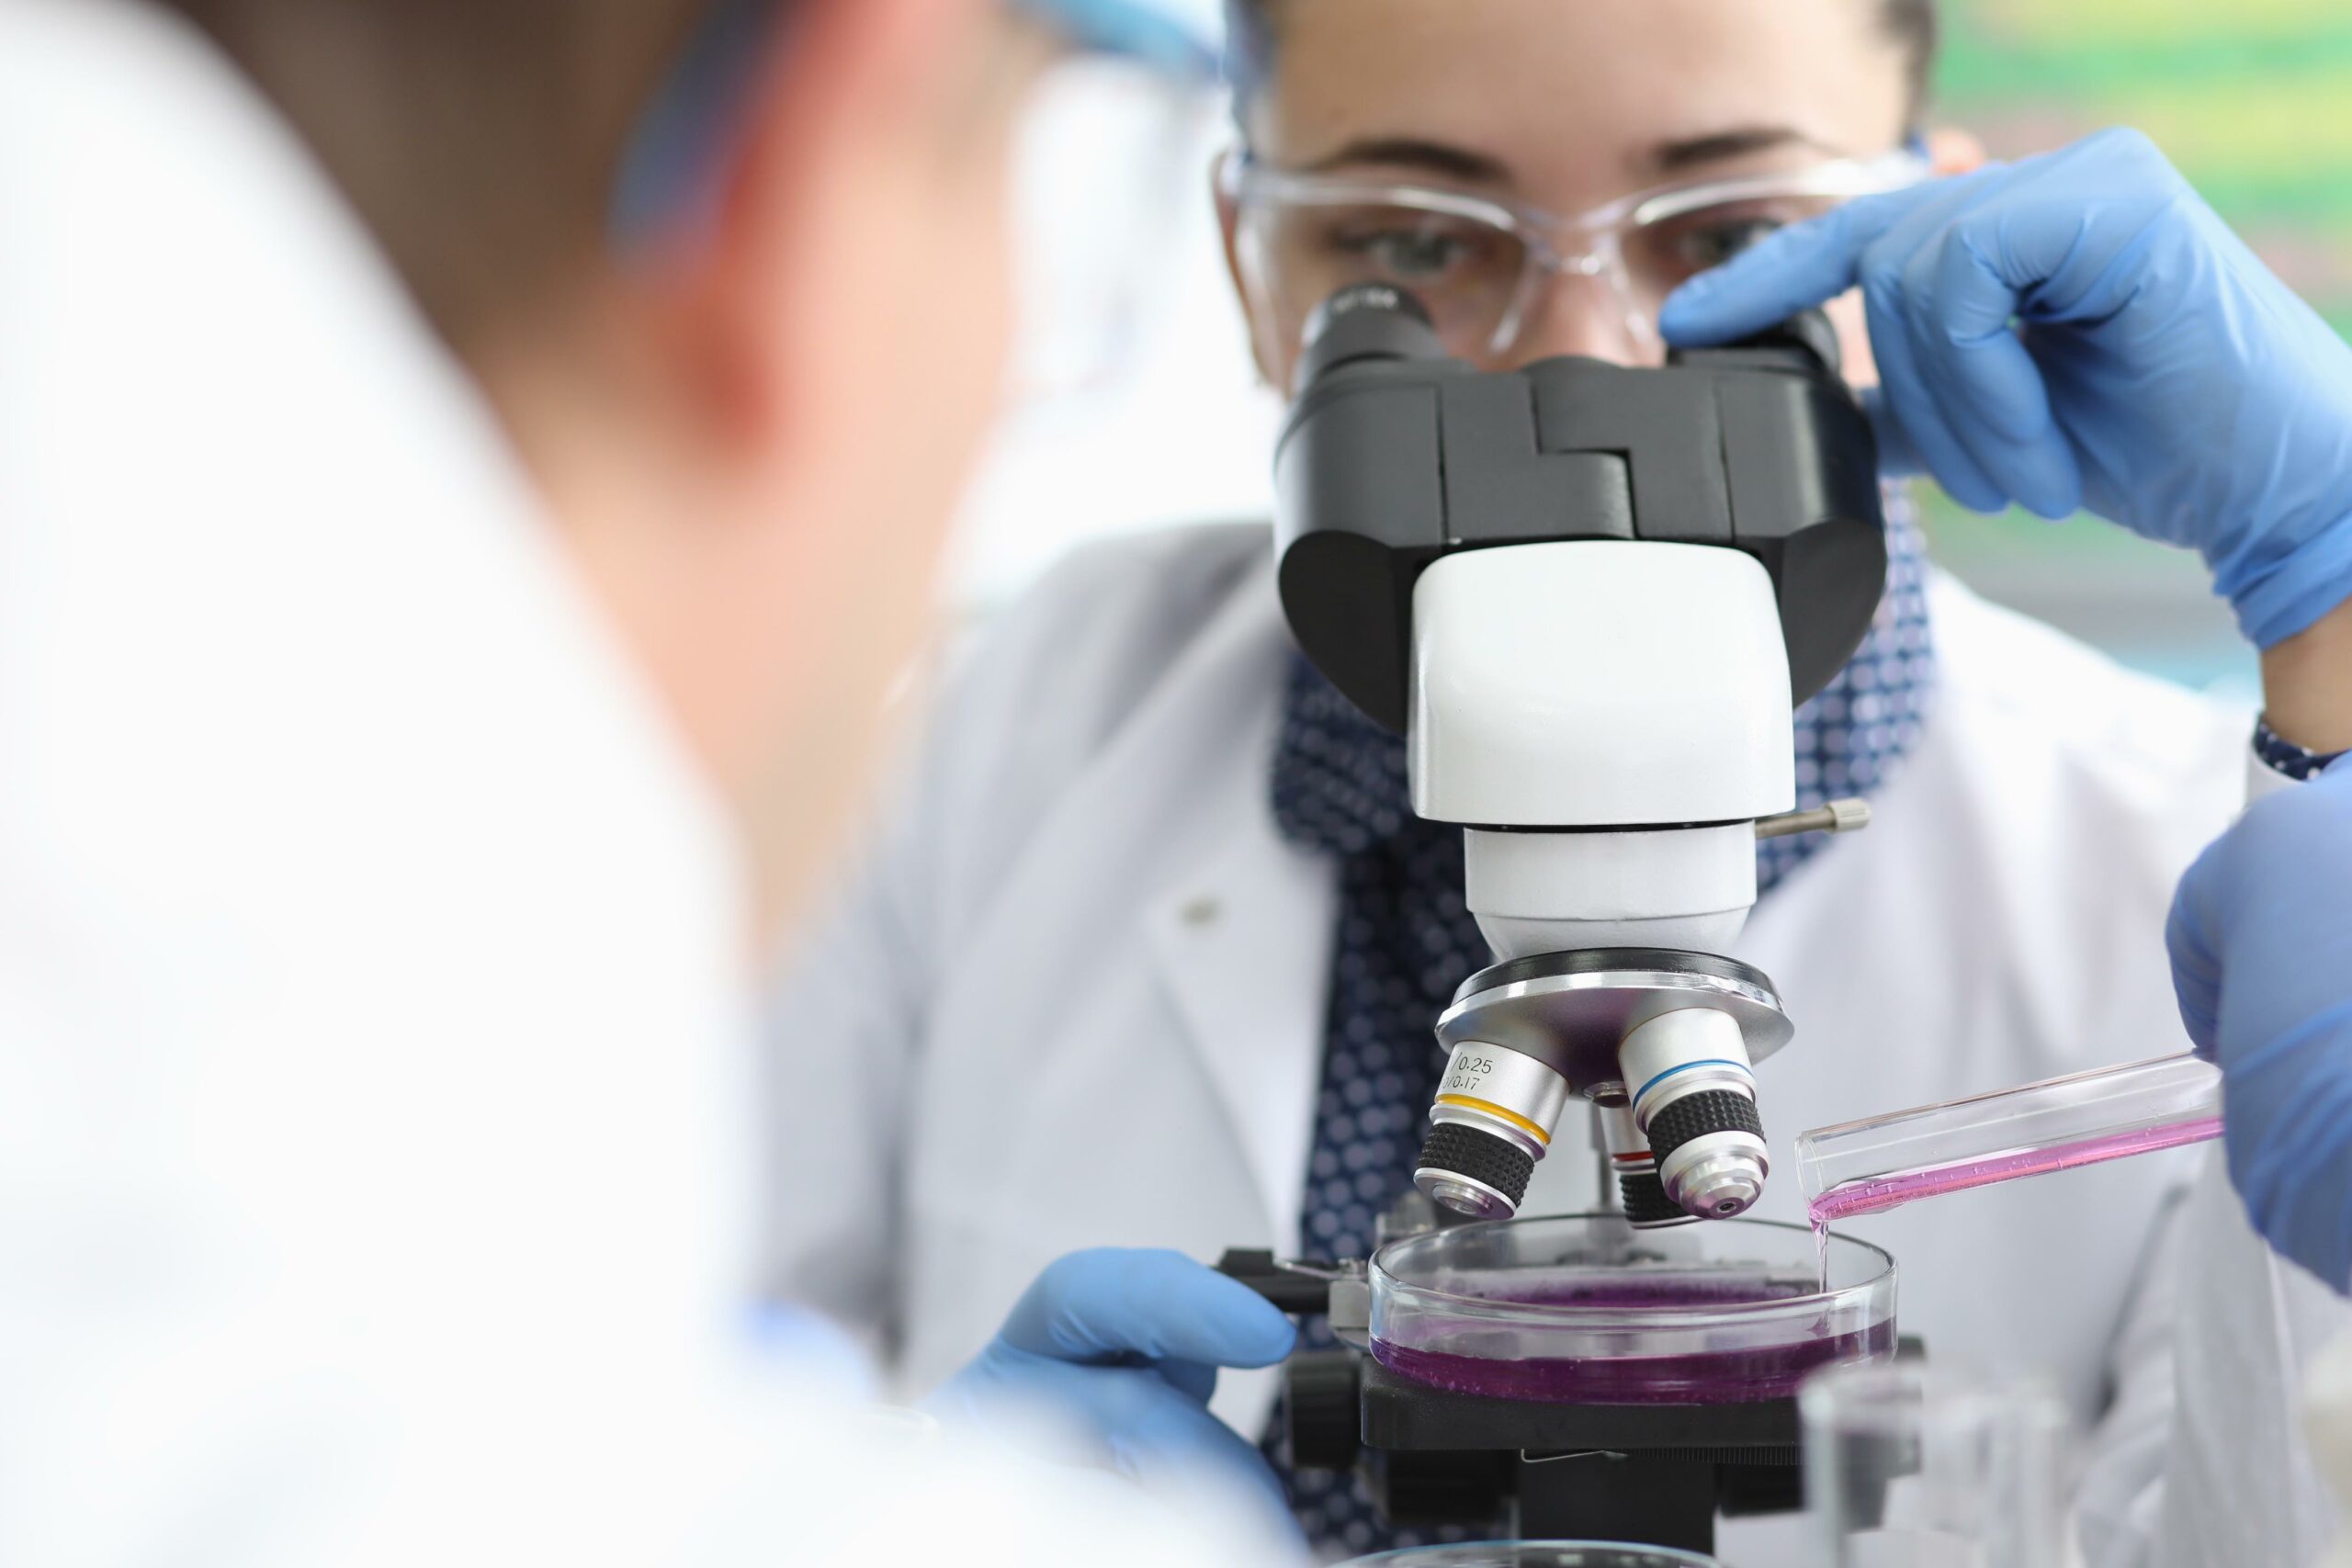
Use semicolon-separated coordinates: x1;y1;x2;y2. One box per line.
1648;125;1842;175
1300;136;1514;186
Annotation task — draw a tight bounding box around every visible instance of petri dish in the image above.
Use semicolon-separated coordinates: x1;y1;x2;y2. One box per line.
1369;1213;1895;1404
1336;1543;1723;1567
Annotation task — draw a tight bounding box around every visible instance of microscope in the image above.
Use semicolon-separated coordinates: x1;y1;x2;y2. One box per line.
1275;283;1888;1227
1220;285;1903;1552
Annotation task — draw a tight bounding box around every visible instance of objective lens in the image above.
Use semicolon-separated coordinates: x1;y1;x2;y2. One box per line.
1413;1042;1570;1219
1600;1098;1696;1229
1618;1009;1770;1220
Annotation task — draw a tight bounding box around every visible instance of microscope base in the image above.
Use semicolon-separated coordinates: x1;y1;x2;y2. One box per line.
1356;1357;1801;1551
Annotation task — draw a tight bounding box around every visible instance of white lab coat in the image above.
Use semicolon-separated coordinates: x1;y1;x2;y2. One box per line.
770;521;2352;1564
0;5;1291;1564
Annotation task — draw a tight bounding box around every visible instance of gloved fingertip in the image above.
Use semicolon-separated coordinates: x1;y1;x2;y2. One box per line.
1172;1258;1303;1364
1976;439;2079;522
1215;1301;1299;1369
1657;280;1724;346
1928;470;2006;515
1070;1249;1300;1367
2019;462;2085;523
1658;225;1849;347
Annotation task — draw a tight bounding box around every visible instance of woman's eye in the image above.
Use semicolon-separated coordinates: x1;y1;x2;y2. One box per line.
1673;216;1784;271
1335;225;1476;281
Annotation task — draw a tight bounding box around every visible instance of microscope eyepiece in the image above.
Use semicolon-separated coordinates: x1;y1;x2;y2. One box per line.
1294;283;1445;392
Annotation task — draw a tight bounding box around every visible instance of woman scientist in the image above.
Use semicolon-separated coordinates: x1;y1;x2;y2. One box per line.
771;1;2352;1561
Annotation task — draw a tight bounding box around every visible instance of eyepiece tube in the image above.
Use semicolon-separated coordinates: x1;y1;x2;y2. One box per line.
1294;283;1444;392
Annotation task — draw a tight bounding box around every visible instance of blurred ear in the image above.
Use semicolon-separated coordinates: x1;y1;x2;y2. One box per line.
612;0;1021;938
685;0;1001;467
1210;150;1283;389
1925;125;1985;177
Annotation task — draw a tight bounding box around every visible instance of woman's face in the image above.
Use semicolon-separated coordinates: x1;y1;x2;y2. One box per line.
1222;0;1927;388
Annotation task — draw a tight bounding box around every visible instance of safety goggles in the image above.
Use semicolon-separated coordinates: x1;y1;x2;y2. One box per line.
1221;147;1931;368
611;0;1216;245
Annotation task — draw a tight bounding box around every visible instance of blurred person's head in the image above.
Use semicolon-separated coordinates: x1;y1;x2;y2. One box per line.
1215;0;1979;390
159;0;1058;935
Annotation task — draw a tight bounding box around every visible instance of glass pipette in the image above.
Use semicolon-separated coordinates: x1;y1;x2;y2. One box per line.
1796;1052;2222;1230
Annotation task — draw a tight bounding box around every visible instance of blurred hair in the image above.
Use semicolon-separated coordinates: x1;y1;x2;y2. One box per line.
1223;0;1941;132
159;0;715;346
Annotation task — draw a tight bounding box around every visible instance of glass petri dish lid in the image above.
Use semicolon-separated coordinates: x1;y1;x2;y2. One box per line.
1369;1213;1894;1404
1337;1542;1724;1567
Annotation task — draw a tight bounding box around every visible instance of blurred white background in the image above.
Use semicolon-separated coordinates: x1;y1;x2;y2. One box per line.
944;52;1279;615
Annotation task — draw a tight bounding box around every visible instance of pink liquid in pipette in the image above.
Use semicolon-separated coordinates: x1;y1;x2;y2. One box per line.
1806;1117;2224;1280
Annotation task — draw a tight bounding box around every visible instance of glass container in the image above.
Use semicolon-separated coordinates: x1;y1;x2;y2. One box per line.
1803;1359;2072;1567
1797;1053;2222;1226
1368;1214;1896;1404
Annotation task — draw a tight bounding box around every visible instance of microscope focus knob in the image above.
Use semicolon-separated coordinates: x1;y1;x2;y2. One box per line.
1283;1350;1363;1472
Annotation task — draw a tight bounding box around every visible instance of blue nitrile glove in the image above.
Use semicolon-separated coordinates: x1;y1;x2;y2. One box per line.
2168;759;2352;1290
1660;128;2352;649
931;1248;1299;1526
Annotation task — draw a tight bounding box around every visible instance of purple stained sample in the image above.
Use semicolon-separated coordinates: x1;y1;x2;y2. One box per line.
1371;1274;1893;1404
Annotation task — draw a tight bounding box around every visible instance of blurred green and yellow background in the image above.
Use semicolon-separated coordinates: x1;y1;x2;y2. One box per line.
1917;0;2352;695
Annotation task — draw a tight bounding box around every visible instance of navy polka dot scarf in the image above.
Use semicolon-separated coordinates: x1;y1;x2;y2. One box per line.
1261;496;1935;1558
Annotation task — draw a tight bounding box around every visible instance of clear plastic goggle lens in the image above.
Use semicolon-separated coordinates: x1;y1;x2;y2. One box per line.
1231;152;1927;367
1246;189;1852;364
1243;198;1532;364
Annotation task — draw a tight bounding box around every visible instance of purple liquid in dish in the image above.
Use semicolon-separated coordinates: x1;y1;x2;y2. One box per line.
1370;1276;1894;1404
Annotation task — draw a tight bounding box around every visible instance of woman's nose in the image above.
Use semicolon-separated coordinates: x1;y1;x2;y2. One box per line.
1503;271;1655;368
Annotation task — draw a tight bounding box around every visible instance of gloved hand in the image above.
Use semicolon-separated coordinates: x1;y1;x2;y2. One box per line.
930;1248;1299;1526
1660;128;2352;649
2168;759;2352;1290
